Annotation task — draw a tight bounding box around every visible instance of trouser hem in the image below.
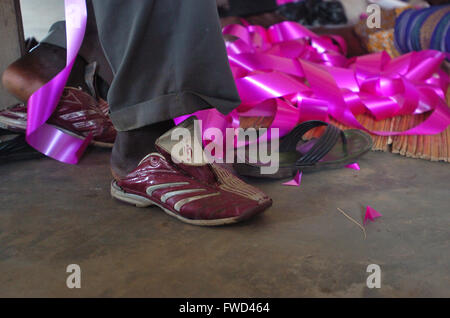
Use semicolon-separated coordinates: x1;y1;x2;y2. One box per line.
110;90;238;131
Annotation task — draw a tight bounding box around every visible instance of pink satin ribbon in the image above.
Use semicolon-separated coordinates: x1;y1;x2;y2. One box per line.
178;21;450;141
26;0;91;164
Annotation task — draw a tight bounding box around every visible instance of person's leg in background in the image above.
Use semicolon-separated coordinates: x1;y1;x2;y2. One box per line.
39;0;114;86
90;0;240;177
2;0;112;102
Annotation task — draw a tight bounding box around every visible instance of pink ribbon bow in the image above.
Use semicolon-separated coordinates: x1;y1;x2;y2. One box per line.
178;21;449;144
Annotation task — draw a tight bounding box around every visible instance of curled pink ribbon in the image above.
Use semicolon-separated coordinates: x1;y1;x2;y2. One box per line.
26;0;91;164
178;21;450;142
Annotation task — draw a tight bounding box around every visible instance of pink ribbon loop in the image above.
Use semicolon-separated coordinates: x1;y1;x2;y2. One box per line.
178;21;449;141
26;0;91;164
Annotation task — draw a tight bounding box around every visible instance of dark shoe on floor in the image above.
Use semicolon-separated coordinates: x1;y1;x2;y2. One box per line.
0;129;43;164
111;118;272;226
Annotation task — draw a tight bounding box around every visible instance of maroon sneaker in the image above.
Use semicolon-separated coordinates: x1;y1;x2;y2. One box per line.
111;119;272;226
0;87;116;147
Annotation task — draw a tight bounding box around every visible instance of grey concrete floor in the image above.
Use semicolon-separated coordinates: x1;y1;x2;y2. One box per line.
5;0;450;298
0;149;449;297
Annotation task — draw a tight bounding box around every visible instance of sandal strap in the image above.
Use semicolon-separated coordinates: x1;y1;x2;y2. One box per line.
279;120;347;167
297;124;341;166
279;120;328;152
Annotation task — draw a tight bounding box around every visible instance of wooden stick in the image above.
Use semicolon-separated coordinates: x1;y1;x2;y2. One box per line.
337;208;367;240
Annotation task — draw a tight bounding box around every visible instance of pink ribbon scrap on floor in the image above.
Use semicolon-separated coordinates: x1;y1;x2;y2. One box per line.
345;163;361;171
26;0;91;164
364;206;383;224
177;21;450;149
283;171;302;187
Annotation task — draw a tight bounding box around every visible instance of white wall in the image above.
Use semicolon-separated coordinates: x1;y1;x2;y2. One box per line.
20;0;65;40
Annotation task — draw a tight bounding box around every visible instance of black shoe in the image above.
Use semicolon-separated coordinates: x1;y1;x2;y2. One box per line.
0;129;43;164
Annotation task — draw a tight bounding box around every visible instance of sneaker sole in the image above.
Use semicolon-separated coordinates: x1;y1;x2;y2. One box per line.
110;181;265;226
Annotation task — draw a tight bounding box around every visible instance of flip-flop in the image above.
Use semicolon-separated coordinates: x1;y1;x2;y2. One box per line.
234;120;373;179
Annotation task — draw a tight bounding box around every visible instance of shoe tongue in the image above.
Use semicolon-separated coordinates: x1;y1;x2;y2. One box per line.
155;117;208;166
154;117;218;184
156;146;217;185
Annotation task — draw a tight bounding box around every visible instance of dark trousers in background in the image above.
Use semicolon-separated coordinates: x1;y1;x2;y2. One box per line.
42;0;240;131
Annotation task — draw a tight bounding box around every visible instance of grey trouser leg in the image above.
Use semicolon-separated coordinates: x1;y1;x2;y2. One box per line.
41;0;114;85
43;0;240;131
